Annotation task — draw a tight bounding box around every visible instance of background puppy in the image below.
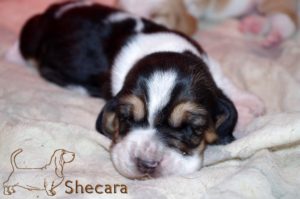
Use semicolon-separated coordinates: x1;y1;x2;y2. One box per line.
117;0;197;35
19;1;240;179
185;0;299;47
240;0;298;47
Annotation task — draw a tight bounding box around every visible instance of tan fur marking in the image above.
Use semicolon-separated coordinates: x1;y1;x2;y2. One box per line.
151;0;197;35
204;128;218;144
169;102;206;128
104;112;119;134
198;139;206;154
215;0;231;11
258;0;298;25
173;0;197;35
121;95;145;121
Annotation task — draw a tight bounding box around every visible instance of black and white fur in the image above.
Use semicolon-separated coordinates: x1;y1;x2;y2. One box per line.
20;0;238;179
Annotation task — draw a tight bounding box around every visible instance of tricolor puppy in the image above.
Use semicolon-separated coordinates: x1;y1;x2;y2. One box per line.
20;1;237;179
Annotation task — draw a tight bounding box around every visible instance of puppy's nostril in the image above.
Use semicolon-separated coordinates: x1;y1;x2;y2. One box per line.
136;158;159;174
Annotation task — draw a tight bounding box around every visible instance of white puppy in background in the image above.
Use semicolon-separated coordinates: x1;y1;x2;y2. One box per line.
184;0;299;47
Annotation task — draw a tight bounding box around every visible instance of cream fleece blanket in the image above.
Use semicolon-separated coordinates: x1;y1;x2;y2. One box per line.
1;1;300;198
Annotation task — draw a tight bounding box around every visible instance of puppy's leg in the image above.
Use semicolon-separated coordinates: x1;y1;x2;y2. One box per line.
228;87;265;132
203;57;265;132
218;74;265;131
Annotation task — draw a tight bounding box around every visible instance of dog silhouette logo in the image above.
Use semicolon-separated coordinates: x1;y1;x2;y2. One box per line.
3;148;75;196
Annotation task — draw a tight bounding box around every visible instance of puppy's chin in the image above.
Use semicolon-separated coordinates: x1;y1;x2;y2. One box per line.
110;128;202;179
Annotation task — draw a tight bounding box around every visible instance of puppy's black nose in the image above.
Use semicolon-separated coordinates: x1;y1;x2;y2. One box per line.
136;158;159;174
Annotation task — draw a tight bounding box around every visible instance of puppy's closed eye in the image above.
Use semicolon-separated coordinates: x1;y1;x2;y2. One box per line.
119;95;145;121
168;101;220;145
96;95;145;140
169;101;207;129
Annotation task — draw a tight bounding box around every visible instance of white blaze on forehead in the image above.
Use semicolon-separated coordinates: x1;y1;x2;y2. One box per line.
147;71;177;126
111;32;200;95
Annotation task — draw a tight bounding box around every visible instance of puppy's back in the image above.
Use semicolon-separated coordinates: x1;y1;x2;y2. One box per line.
19;2;64;59
20;14;45;60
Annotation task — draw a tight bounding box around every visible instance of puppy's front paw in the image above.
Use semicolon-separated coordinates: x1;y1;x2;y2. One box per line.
261;29;282;48
233;92;265;132
235;92;265;117
239;15;267;35
235;105;258;132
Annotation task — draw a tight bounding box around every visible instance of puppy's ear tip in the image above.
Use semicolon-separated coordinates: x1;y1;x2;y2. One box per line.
95;103;119;139
213;92;238;145
95;111;103;132
213;135;235;145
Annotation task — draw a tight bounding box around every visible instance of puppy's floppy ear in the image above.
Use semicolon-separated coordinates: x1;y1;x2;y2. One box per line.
213;92;238;144
96;100;120;139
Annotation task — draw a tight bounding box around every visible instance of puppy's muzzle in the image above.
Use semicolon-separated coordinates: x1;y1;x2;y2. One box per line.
136;158;159;175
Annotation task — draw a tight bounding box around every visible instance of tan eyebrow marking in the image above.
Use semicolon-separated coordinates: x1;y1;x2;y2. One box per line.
169;101;207;128
121;95;145;121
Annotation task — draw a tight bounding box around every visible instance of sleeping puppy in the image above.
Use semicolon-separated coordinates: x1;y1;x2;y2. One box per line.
19;0;238;179
185;0;299;47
